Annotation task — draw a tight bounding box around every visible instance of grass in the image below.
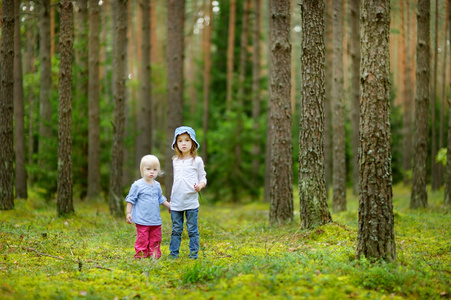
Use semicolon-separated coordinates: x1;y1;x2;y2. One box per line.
0;184;450;299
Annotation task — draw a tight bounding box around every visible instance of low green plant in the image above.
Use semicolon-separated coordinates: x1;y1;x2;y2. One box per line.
0;184;450;299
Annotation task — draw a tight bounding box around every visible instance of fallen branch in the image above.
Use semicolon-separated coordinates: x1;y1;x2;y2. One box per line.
21;246;111;271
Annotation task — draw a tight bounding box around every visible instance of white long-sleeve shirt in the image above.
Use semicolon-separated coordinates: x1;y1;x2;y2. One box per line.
170;156;207;211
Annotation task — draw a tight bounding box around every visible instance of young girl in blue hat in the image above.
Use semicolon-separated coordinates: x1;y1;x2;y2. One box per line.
169;126;207;259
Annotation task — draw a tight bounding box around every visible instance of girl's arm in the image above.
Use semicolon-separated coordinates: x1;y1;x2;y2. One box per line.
126;203;133;223
195;157;207;192
162;200;171;213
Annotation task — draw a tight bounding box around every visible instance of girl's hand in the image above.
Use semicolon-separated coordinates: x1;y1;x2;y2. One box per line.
126;213;133;224
194;182;205;192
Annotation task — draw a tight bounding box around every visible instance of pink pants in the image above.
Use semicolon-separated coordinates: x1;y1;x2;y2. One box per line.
134;224;162;259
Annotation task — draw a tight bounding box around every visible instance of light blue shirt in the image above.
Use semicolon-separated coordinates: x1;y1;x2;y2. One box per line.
125;179;167;226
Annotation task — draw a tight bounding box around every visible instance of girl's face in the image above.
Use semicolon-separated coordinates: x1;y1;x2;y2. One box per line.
176;133;193;157
141;162;158;182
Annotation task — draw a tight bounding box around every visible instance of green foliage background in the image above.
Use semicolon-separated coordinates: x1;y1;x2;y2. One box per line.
1;185;450;299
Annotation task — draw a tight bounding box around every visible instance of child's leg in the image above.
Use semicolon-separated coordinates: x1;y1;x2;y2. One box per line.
147;225;162;259
185;208;199;259
135;224;150;258
169;211;184;258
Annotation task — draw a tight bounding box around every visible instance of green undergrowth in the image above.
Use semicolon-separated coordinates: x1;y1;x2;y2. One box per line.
1;184;450;299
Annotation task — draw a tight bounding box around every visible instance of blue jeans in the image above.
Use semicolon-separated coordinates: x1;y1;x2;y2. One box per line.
169;208;199;259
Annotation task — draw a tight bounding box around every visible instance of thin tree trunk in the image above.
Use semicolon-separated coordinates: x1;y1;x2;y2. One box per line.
411;0;430;209
357;0;396;262
26;1;36;185
135;0;152;170
164;0;185;198
74;0;89;199
251;0;262;189
332;0;346;212
226;0;236;112
202;0;213;163
232;0;250;202
324;0;333;195
444;0;451;206
14;0;27;199
38;0;53;176
268;0;293;225
0;0;15;210
403;0;413;185
431;0;439;190
57;0;74;216
438;1;448;187
349;0;360;196
110;0;128;218
299;0;332;230
87;0;101;200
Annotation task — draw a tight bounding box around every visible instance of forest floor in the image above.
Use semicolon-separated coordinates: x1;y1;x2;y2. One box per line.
0;184;450;299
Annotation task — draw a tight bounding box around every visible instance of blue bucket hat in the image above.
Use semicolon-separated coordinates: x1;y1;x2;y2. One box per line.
171;126;200;150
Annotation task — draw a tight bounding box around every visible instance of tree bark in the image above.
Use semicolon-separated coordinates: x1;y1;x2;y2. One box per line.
299;0;332;229
324;0;333;195
164;0;185;198
135;0;152;170
403;0;413;185
202;0;213;163
0;0;15;210
268;0;293;225
87;0;101;200
431;0;439;190
110;0;128;218
411;0;430;209
349;0;360;196
332;0;346;212
444;0;451;206
439;1;449;187
38;0;53;176
74;0;89;199
14;0;27;199
251;0;262;189
357;0;396;262
226;0;236;112
57;0;74;216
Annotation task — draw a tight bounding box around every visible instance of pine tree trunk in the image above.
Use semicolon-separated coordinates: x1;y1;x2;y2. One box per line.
164;0;185;198
14;0;27;199
403;0;413;185
74;0;89;199
0;0;15;210
25;1;36;185
431;0;439;190
226;0;236;112
268;0;293;225
411;0;430;209
349;0;360;196
299;0;332;229
87;0;101;200
324;0;333;195
444;0;451;206
357;0;396;262
332;0;346;212
38;0;53;175
57;0;74;216
135;0;152;169
202;0;213;163
439;3;449;187
251;0;262;189
110;0;128;218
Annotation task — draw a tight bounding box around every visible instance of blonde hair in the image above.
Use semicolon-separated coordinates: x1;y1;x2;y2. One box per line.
140;155;162;177
173;133;198;160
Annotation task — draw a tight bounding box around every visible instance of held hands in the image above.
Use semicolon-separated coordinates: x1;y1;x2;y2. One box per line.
194;182;205;192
